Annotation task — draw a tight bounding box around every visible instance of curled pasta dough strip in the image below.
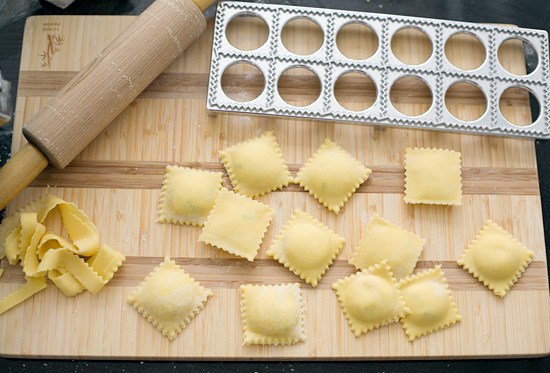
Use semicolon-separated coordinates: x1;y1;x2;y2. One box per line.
87;244;126;282
36;248;107;294
36;195;69;222
0;194;52;259
58;203;99;256
0;276;47;315
36;232;95;296
0;194;100;259
18;213;37;264
5;226;21;265
20;213;47;277
38;232;77;259
48;268;85;297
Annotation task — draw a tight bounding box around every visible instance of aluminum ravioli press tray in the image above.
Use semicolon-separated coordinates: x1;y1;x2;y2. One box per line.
206;1;550;139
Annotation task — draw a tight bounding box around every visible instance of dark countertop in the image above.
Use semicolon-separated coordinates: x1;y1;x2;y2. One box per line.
1;0;550;371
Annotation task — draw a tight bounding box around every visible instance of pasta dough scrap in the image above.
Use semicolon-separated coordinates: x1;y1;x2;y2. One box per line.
36;235;124;297
0;194;100;259
87;244;126;282
404;148;462;205
267;209;345;287
332;261;410;336
220;131;292;198
457;220;533;297
18;214;36;263
295;139;372;213
128;257;213;340
0;194;52;259
349;214;425;280
399;266;461;341
0;269;4;277
157;165;223;227
240;283;306;345
57;202;100;256
35;240;122;296
19;213;47;277
0;195;125;312
38;232;76;259
0;276;47;315
48;268;85;297
35;248;107;294
199;188;274;261
4;226;21;264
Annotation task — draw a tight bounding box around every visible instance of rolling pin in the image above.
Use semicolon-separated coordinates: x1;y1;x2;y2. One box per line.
0;0;215;210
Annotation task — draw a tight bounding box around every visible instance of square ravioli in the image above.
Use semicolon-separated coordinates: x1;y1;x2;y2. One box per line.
399;266;461;341
199;188;274;261
267;209;345;287
332;261;410;337
128;257;213;340
157;165;223;226
220;132;292;198
349;214;425;280
240;283;306;345
457;220;533;297
295;139;372;213
404;148;462;205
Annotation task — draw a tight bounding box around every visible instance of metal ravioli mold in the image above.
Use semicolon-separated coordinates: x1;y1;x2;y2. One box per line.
207;1;550;139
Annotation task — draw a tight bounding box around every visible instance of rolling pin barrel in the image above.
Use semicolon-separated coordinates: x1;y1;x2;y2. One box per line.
0;0;214;210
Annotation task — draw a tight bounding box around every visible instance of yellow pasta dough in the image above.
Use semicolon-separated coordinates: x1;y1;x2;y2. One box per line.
267;209;345;287
332;261;410;336
199;188;274;261
349;214;425;280
4;226;21;264
57;201;100;256
48;268;85;297
457;220;533;297
37;236;125;297
38;232;75;259
0;194;100;259
128;257;213;340
404;148;462;205
35;248;107;294
0;276;47;315
0;194;125;312
87;244;126;282
240;283;306;345
157;165;223;227
220;131;292;198
399;266;461;341
295;139;372;213
1;194;50;259
19;213;47;277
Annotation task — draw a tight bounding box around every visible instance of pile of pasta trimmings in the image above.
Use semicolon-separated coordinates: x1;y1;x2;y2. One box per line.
0;194;125;314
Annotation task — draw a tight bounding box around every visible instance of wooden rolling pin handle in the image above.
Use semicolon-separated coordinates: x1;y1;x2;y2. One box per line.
0;0;215;211
0;144;48;209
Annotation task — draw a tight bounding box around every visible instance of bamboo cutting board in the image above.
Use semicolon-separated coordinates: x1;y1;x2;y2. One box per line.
1;13;550;359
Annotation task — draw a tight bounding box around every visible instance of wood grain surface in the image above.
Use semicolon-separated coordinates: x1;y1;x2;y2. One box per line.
1;14;549;359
